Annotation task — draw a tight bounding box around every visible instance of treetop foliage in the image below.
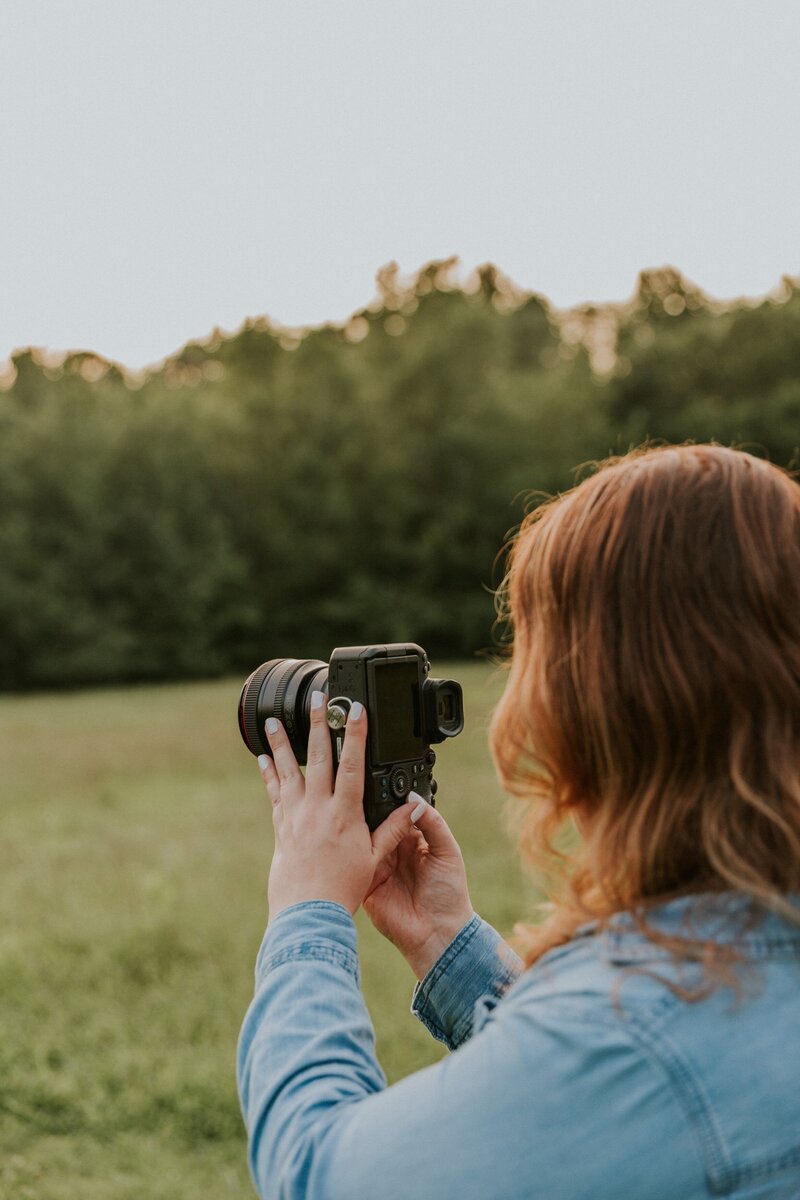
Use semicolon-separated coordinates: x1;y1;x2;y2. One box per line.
2;259;798;690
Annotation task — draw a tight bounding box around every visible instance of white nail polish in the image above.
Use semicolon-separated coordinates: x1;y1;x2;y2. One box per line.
408;791;429;822
349;701;364;721
266;717;279;734
311;690;325;710
257;754;270;771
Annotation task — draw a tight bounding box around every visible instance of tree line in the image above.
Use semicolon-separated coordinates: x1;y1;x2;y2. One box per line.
1;258;799;690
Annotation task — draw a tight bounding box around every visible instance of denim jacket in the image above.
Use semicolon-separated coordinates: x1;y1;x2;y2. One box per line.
237;893;800;1199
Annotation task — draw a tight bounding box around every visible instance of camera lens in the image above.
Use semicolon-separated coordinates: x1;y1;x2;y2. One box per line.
238;658;328;761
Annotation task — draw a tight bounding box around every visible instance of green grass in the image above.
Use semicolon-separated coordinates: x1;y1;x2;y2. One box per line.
0;661;539;1199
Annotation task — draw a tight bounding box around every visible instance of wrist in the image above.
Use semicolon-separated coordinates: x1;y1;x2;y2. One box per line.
268;884;361;921
406;910;476;981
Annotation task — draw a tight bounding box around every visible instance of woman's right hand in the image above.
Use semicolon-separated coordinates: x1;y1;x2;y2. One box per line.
363;798;475;981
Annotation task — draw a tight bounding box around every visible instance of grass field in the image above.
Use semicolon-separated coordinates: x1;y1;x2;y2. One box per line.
0;661;540;1199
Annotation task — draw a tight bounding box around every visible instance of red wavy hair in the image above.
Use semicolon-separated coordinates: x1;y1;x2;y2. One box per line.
488;443;800;987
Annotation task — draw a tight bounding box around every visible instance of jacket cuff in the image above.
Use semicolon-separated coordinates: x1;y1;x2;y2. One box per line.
410;915;522;1049
255;900;359;986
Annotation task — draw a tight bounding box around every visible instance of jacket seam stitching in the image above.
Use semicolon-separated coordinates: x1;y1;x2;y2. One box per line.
624;1015;734;1194
728;1145;800;1186
261;942;360;984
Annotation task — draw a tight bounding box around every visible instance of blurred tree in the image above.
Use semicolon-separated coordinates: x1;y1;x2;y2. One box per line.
607;270;800;465
1;260;798;690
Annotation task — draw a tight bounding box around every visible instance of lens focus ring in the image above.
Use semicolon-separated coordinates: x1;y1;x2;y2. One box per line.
272;668;295;724
239;660;281;755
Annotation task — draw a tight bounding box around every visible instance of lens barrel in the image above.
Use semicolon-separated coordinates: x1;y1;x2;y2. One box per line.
238;658;328;761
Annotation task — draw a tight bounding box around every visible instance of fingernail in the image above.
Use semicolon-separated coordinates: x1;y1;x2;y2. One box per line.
257;754;270;770
265;717;279;735
408;790;428;822
311;690;325;710
349;701;364;722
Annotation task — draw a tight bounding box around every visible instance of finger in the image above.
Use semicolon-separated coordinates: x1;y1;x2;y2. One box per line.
304;690;333;798
257;753;281;807
333;701;368;812
370;800;417;862
264;718;304;795
397;827;426;869
365;849;398;898
406;791;462;859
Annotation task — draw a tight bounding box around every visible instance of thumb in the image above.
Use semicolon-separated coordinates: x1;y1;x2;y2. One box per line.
370;800;417;862
404;792;462;859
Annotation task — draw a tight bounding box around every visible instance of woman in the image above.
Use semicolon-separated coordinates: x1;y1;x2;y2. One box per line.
237;443;800;1199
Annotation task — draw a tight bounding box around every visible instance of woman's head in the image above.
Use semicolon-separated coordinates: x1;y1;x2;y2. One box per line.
489;443;800;966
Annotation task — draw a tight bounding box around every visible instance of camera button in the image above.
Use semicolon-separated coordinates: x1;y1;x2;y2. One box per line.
430;779;438;796
389;767;411;798
425;750;436;766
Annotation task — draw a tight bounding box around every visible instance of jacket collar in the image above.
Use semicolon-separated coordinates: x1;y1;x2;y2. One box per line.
575;892;800;965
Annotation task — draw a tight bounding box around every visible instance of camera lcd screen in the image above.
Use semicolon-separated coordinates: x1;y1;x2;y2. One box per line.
371;659;424;764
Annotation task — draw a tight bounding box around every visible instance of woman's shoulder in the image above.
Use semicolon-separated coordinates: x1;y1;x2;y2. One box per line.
504;891;800;1010
490;892;800;1196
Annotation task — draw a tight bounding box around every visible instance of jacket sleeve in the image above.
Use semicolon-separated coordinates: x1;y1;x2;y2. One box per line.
237;901;383;1197
236;900;703;1200
236;901;518;1198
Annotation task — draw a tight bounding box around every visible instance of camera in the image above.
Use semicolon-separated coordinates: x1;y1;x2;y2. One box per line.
237;643;464;829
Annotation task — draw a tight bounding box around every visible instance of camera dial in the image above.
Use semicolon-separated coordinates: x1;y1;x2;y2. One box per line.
325;697;351;730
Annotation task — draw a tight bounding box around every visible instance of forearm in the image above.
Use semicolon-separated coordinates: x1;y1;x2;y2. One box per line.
237;900;523;1198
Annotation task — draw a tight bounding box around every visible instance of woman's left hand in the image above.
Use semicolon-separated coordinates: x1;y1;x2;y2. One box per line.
258;692;417;920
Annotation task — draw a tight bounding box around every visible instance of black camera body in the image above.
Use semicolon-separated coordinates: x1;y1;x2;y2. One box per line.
238;643;464;830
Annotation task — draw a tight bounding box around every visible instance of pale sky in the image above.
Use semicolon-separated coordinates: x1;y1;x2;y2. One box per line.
2;1;799;369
